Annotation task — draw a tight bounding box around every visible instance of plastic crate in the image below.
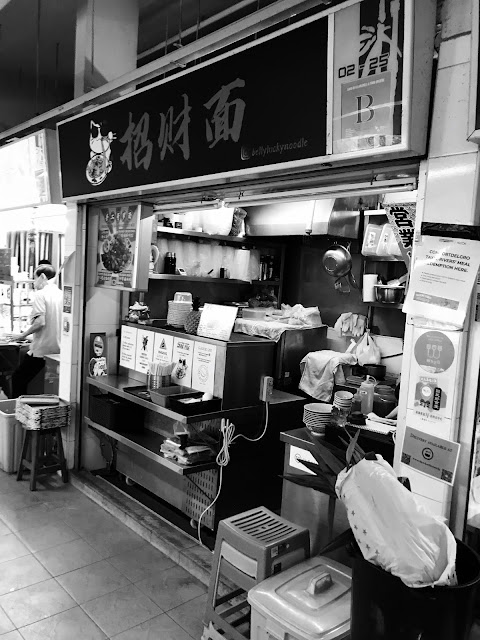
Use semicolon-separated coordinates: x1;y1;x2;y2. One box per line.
0;400;24;473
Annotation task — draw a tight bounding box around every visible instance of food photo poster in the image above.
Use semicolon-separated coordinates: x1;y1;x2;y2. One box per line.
96;205;138;290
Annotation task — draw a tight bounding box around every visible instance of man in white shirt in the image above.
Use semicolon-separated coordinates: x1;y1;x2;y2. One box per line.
10;264;62;397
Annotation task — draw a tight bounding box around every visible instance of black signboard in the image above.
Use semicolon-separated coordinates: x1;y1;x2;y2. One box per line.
58;18;328;199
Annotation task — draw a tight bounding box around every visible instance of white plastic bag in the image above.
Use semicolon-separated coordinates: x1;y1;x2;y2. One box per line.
353;331;381;365
336;455;457;588
280;304;323;327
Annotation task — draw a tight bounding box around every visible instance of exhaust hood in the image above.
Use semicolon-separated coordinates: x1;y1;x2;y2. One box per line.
245;198;361;238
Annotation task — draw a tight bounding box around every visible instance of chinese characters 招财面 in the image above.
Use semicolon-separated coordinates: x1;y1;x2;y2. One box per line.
118;78;247;170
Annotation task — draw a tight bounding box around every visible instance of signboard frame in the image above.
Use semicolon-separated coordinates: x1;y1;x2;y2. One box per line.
0;129;62;212
468;0;480;143
57;0;435;201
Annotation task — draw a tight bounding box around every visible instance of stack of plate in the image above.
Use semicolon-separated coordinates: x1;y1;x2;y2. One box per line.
303;403;333;436
166;300;192;328
333;391;354;412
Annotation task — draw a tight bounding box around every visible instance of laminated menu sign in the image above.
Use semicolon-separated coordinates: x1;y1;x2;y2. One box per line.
96;205;138;290
197;304;238;341
119;325;137;369
172;337;193;387
384;203;415;267
192;342;217;395
401;426;460;486
153;332;174;366
407;328;460;429
135;329;154;374
403;236;480;328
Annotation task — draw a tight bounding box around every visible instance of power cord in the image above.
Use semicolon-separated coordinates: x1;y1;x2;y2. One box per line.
197;402;270;548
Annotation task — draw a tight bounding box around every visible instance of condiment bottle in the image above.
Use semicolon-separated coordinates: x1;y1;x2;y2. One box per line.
164;252;176;274
358;375;376;415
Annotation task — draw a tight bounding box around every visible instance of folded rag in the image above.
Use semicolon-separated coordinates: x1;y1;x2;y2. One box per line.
299;350;357;401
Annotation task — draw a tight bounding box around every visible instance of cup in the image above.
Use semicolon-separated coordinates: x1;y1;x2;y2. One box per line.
363;274;378;302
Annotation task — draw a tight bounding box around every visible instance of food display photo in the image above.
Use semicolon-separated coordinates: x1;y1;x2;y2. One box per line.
96;204;137;288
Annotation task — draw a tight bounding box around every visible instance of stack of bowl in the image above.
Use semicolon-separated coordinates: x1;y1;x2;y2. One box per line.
333;391;354;413
303;403;333;437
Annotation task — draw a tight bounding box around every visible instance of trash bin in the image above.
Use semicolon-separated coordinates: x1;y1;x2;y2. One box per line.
0;400;24;473
351;539;480;640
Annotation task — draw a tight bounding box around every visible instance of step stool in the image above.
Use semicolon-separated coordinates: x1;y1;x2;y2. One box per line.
17;426;68;491
202;507;310;640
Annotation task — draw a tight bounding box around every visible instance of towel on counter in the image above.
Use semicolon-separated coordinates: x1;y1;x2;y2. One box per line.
299;350;357;401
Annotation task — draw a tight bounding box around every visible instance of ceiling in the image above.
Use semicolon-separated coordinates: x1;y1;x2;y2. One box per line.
0;0;444;132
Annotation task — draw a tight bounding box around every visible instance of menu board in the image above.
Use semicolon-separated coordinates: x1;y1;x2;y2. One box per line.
192;342;217;395
96;205;138;290
172;337;194;387
135;329;154;374
119;325;137;369
153;332;174;366
197;304;238;342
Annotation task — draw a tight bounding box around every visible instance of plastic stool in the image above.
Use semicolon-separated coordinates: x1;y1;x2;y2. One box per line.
203;507;310;640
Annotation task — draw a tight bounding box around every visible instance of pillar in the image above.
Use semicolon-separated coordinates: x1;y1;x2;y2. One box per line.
74;0;139;97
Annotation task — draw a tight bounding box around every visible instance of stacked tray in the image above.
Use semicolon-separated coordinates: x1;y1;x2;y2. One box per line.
16;398;71;431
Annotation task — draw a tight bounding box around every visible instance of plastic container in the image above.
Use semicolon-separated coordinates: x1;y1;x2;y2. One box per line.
248;556;351;640
242;308;268;320
358;376;376;415
362;223;383;256
0;399;24;473
351;539;480;640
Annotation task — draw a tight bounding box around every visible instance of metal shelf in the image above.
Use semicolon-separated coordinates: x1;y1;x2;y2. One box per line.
156;227;281;248
251;280;280;285
368;301;404;310
149;274;249;284
87;375;261;424
85;418;216;475
363;255;404;262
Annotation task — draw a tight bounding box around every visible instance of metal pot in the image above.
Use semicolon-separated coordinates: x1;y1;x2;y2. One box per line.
322;243;352;278
365;364;386;380
374;285;405;304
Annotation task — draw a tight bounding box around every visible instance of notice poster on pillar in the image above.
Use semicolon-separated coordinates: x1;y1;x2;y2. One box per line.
119;325;137;369
192;342;217;395
153;332;174;366
172;337;194;387
403;237;480;328
406;328;460;430
135;329;154;374
332;0;404;154
401;426;460;486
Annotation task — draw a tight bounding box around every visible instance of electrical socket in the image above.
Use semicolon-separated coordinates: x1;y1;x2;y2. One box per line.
260;375;274;402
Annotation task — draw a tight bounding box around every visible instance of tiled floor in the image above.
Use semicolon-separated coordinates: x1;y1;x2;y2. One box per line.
0;471;207;639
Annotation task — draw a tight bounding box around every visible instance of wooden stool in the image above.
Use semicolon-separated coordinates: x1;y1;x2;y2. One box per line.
17;427;68;491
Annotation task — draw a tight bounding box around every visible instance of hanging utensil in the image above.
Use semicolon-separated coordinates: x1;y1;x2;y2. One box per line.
322;242;352;278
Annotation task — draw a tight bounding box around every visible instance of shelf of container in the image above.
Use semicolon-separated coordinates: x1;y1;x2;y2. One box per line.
149;274;250;284
85;418;217;475
251;280;280;286
368;302;404;310
156;227;281;248
362;255;404;262
87;375;261;424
